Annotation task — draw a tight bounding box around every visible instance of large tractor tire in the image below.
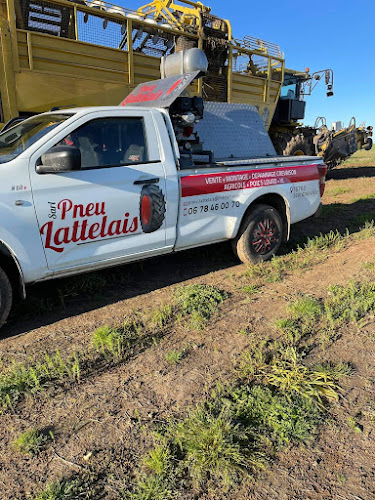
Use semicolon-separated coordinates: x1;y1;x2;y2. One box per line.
232;204;284;264
139;185;166;233
272;133;292;156
0;266;12;329
273;133;314;157
364;137;373;151
283;134;315;156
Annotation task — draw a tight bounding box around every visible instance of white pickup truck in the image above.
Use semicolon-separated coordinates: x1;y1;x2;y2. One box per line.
0;51;327;328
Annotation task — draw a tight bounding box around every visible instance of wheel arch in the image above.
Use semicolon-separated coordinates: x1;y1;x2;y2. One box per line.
0;241;26;300
237;193;291;242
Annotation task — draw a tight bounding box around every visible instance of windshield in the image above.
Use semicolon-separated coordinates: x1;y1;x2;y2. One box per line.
0;114;72;164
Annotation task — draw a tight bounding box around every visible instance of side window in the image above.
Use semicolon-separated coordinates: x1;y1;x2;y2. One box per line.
57;117;149;169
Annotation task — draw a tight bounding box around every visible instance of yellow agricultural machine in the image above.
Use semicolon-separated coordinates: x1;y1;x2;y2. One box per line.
0;0;372;166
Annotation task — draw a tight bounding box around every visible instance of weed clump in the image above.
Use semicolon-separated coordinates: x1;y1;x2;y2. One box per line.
165;348;188;365
92;319;143;361
150;304;174;328
13;429;50;455
172;406;262;488
276;295;322;344
123;475;176;500
174;284;228;329
0;350;80;411
258;347;341;405
325;281;375;326
122;334;350;497
230;385;322;448
30;473;100;500
245;228;357;284
242;284;261;296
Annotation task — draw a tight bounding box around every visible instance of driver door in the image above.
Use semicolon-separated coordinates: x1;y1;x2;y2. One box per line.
29;110;169;272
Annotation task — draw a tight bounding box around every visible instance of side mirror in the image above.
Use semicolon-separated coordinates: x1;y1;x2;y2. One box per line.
36;145;81;174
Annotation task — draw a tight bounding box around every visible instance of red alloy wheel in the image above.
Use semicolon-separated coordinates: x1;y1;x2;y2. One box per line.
251;217;279;255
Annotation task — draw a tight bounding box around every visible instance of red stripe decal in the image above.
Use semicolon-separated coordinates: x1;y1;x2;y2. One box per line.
181;165;320;197
166;78;183;96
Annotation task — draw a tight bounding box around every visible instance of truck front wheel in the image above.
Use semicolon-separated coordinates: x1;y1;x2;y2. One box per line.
233;204;283;264
0;267;12;328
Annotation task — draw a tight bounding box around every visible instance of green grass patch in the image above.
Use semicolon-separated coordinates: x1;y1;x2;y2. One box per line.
92;319;142;361
325;281;375;326
0;350;80;412
174;284;228;329
352;220;375;240
275;295;322;345
362;260;375;276
123;350;343;496
288;296;322;321
123;475;176;500
230;384;322;448
329;187;350;197
30;473;100;500
245;223;375;286
341;146;375;165
150;304;174;328
172;405;262;488
258;347;343;405
165;348;188;365
245;229;348;284
242;284;261;296
349;193;375;203
275;318;302;344
13;428;51;455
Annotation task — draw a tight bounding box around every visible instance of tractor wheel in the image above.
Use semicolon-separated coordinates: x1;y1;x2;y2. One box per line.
272;133;292;156
283;134;315;156
139;185;166;233
232;204;284;264
0;266;12;329
364;137;373;151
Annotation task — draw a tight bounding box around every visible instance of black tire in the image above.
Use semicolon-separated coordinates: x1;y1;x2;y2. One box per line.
139;185;166;233
233;204;284;264
283;134;315;156
0;266;12;328
364;137;373;151
272;132;292;156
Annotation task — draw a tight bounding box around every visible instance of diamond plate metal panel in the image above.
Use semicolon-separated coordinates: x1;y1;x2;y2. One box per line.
195;101;276;160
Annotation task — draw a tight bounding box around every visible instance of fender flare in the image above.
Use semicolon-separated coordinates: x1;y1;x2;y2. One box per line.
0;240;26;299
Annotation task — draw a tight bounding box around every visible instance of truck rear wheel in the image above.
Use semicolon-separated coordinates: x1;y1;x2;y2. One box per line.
0;267;12;328
233;204;283;264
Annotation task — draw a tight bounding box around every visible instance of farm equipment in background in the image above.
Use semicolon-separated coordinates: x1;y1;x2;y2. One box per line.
269;68;373;168
313;117;373;168
0;0;372;167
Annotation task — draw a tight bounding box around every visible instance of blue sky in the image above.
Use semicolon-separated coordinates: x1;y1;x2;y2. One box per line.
119;0;375;129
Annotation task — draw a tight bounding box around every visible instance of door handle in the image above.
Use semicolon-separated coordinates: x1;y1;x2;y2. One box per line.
133;177;159;185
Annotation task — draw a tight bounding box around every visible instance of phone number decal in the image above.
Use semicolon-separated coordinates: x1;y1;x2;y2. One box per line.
183;200;240;216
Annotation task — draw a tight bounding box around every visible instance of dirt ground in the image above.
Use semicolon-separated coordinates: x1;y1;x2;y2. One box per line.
1;150;375;500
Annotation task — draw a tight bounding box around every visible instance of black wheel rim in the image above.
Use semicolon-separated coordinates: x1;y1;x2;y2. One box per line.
251;217;280;255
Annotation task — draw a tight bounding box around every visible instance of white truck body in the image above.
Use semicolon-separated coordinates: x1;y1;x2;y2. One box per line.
0;105;325;317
